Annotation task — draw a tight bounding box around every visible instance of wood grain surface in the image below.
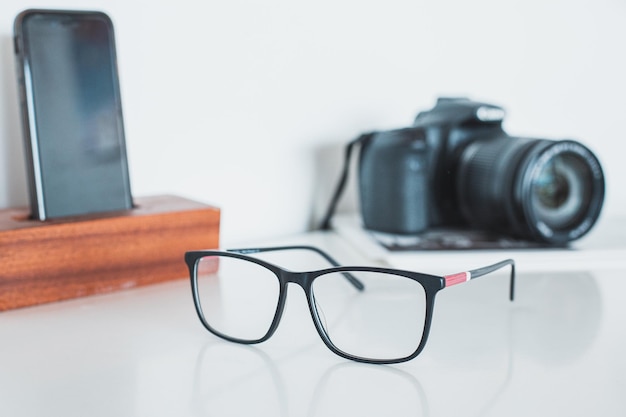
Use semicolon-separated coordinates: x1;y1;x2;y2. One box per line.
0;195;220;311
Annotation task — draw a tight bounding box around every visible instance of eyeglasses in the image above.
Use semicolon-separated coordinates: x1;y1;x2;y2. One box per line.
184;246;515;364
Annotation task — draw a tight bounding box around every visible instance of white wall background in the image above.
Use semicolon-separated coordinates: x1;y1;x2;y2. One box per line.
1;0;624;245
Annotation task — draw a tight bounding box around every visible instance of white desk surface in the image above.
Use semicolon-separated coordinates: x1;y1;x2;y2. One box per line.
1;231;625;417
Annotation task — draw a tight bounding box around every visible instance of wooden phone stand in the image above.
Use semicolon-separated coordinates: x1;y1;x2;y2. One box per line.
0;195;220;311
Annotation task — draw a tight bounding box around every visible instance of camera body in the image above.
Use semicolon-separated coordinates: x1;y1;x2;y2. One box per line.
359;98;605;245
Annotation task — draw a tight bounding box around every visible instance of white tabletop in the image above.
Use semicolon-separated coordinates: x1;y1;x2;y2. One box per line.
0;231;624;417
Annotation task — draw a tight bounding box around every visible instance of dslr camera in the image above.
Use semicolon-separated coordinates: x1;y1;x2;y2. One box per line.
358;98;605;245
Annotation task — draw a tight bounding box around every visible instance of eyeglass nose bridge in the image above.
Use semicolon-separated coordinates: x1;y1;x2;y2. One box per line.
280;270;313;290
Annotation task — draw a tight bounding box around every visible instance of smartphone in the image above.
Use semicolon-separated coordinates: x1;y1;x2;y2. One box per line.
14;9;133;220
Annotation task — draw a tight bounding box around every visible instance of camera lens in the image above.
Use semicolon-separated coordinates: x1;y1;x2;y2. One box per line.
457;138;604;244
531;153;592;230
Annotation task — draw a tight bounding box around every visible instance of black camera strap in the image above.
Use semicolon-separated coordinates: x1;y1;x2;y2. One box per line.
320;133;373;230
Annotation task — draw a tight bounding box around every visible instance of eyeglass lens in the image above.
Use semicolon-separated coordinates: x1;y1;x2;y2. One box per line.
195;255;280;341
312;270;427;361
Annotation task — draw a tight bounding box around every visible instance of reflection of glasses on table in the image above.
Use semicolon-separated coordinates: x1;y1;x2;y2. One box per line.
185;246;515;364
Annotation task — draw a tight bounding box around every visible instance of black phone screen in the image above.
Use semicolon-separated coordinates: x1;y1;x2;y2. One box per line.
16;10;132;220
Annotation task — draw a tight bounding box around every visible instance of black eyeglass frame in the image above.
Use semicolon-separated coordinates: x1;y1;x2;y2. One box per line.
184;245;515;365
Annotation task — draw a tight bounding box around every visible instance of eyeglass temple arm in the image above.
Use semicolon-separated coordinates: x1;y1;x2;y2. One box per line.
227;245;365;291
443;259;516;301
